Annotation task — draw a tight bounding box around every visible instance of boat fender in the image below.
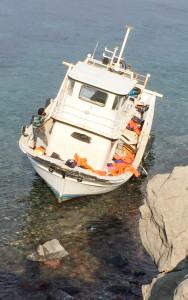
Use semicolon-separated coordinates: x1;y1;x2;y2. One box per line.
49;165;55;173
77;175;83;182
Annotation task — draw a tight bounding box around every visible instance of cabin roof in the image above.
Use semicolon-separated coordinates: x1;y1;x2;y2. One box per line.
68;62;137;95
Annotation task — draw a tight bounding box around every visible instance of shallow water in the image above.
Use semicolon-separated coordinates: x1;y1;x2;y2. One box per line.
0;175;156;299
0;0;188;298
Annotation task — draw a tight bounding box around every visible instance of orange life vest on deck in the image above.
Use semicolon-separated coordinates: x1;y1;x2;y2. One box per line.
74;154;106;176
113;152;135;164
110;150;138;177
127;119;142;136
74;154;93;171
34;146;46;155
109;163;139;177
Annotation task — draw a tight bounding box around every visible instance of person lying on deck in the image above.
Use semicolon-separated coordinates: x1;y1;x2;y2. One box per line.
32;107;48;149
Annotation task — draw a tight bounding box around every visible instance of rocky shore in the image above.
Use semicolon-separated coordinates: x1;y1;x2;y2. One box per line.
139;166;188;300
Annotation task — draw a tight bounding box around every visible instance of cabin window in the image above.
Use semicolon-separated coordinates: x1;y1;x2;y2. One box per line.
71;132;91;143
67;79;75;96
112;95;128;110
79;85;108;106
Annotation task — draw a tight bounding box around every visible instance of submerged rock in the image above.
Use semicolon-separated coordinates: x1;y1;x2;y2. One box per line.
21;280;51;291
107;253;129;268
139;166;188;300
27;239;69;262
48;289;74;300
106;282;131;294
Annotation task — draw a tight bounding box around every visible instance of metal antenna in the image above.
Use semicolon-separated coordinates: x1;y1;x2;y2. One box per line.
92;41;99;58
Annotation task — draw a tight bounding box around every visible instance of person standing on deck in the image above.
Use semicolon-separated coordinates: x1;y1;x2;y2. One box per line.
32;107;48;149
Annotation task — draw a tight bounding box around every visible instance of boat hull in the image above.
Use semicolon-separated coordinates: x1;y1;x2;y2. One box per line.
28;156;127;202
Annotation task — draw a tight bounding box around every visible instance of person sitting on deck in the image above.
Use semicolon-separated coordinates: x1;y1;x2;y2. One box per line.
32;107;48;149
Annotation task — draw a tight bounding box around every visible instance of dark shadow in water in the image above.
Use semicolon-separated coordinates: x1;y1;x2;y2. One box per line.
83;211;156;299
0;267;50;299
0;264;81;299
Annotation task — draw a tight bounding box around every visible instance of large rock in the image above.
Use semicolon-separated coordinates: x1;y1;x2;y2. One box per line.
174;278;188;300
139;166;188;273
139;166;188;300
142;269;188;300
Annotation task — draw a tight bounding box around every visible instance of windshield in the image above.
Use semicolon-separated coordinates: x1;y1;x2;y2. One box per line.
79;85;108;106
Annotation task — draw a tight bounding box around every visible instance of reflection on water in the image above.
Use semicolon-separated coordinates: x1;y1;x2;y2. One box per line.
0;158;157;299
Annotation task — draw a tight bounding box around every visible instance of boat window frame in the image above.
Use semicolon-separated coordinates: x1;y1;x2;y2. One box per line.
67;78;75;97
78;84;109;107
112;94;129;110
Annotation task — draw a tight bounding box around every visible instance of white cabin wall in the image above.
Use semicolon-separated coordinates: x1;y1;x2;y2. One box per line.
46;121;114;170
53;81;124;139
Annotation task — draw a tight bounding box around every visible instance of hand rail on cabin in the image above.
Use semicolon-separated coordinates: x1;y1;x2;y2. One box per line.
84;56;151;89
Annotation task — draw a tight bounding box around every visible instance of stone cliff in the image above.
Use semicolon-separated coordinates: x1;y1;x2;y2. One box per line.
139;166;188;300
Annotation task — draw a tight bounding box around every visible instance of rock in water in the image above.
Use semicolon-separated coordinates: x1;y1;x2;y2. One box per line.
139;166;188;300
48;289;74;300
21;280;51;291
107;253;129;268
106;282;131;294
27;239;69;261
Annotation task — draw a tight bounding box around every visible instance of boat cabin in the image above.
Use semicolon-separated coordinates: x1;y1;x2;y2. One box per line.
46;61;138;170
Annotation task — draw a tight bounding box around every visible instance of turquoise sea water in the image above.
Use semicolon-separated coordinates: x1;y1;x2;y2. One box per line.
0;0;188;298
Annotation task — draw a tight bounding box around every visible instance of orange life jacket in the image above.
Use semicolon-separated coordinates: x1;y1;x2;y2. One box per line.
127;119;142;136
34;146;45;155
109;163;139;177
74;154;106;176
74;154;93;171
113;151;135;164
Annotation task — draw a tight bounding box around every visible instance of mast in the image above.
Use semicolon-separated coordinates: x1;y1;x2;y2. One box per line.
115;25;133;70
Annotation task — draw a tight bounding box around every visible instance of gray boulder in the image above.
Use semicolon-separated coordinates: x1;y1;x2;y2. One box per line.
139;166;188;300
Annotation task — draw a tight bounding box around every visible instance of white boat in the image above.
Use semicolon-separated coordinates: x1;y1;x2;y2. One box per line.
19;26;163;202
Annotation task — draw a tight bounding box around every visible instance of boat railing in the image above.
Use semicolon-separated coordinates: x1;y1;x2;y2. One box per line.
62;57;150;89
84;55;150;88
